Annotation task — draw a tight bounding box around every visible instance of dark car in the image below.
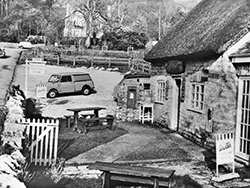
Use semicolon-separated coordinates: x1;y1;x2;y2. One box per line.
0;48;6;58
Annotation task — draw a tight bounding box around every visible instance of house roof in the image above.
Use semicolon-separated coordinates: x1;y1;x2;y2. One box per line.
230;42;250;57
124;73;151;79
144;0;250;63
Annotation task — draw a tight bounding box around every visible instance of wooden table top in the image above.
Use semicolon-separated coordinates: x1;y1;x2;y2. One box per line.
88;162;175;179
67;107;106;112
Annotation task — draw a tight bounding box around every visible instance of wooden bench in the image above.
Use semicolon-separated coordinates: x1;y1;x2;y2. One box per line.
78;116;115;134
88;162;175;188
64;115;73;128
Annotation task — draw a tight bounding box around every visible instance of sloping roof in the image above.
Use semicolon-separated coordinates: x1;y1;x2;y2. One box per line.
124;73;151;79
230;42;250;57
145;0;250;63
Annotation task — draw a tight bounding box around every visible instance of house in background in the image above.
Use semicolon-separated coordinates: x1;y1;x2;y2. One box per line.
63;3;105;47
143;0;250;164
63;3;87;38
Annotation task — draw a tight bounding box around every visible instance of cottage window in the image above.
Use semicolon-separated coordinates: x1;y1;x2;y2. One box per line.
143;83;151;97
156;80;166;103
190;83;204;111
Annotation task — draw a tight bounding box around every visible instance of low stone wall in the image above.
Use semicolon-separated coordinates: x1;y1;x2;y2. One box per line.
116;108;140;122
0;85;28;188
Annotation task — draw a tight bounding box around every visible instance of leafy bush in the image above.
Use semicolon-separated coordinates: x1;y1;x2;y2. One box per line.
102;29;149;51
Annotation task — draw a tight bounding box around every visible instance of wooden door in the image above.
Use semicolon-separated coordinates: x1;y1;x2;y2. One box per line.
127;86;137;109
170;79;181;130
236;78;250;161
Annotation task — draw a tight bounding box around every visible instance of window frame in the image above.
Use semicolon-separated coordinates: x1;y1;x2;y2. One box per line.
60;75;72;83
189;82;205;113
156;80;166;103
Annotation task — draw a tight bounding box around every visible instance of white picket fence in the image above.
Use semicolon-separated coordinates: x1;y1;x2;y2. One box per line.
18;118;59;166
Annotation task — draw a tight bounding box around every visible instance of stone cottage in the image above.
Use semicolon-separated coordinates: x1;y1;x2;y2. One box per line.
113;72;151;122
144;0;250;164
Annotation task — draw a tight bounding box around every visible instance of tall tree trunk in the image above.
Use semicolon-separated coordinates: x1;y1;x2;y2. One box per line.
0;0;4;18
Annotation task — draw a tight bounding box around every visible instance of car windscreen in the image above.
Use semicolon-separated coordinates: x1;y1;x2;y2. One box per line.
48;75;61;83
73;74;91;82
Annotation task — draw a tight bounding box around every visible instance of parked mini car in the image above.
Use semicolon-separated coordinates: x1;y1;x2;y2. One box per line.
18;41;33;49
46;72;95;98
0;48;6;57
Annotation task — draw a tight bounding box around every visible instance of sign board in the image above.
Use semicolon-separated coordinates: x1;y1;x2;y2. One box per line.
25;59;46;97
32;58;43;62
36;83;47;98
29;61;46;75
165;60;184;74
215;132;235;177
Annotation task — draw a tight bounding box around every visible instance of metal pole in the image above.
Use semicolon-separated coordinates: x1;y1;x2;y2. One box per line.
25;59;28;97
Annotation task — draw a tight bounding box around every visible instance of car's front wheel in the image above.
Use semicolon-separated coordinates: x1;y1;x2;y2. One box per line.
82;86;91;96
48;89;58;98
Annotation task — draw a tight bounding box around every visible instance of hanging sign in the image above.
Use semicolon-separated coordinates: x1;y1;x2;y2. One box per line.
165;60;184;74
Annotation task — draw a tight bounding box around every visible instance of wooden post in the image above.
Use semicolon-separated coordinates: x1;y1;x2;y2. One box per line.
57;55;60;66
129;58;132;69
73;112;78;130
25;59;28;97
91;57;94;67
102;171;110;188
153;177;159;188
73;56;76;67
108;58;111;67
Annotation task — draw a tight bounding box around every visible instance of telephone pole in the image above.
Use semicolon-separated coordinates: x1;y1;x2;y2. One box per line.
158;0;162;40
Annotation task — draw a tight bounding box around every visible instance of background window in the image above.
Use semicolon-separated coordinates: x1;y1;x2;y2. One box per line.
156;80;166;103
191;83;204;111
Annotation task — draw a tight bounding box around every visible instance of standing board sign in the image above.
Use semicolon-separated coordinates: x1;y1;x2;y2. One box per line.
215;132;235;177
36;83;47;98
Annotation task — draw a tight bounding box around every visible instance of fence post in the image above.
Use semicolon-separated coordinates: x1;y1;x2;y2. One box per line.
108;58;111;67
91;57;94;67
128;58;132;69
57;55;60;66
73;55;76;67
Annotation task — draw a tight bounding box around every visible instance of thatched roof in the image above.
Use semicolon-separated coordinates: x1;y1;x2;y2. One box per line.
145;0;250;64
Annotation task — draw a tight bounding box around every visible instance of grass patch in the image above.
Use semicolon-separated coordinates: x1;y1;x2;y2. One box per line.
57;119;128;160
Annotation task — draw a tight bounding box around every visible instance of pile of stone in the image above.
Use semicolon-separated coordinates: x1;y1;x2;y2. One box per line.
116;107;140;122
0;85;28;188
0;145;27;188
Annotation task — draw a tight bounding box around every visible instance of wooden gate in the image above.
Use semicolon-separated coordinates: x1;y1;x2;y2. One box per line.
19;118;59;166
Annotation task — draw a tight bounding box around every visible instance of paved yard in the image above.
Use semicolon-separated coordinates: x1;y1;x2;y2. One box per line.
12;64;123;117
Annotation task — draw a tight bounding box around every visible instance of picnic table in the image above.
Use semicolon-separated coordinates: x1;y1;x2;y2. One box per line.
88;162;175;188
66;107;106;130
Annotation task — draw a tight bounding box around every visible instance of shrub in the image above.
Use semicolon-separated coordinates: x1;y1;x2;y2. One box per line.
102;29;149;51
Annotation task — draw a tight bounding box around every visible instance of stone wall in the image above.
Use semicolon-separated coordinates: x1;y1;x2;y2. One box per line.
0;85;28;188
150;57;238;149
178;57;237;149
